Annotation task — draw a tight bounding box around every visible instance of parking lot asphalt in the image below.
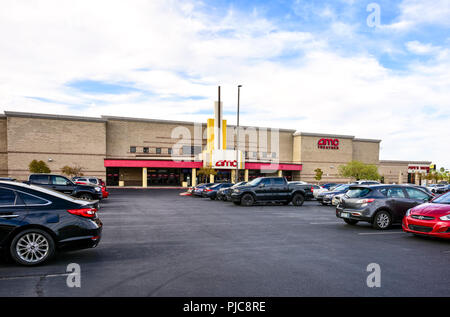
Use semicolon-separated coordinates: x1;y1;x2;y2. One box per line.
1;189;449;297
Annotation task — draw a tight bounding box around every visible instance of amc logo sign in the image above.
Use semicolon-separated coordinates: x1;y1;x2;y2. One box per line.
215;160;237;167
318;138;339;150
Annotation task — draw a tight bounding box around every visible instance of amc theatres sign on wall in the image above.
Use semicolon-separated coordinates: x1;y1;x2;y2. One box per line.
215;160;237;168
318;138;339;150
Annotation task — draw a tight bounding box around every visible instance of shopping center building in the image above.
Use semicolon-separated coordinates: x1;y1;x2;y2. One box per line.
0;110;431;186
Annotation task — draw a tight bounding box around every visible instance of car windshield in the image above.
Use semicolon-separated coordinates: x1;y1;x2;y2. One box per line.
247;178;263;186
432;192;450;204
333;185;348;191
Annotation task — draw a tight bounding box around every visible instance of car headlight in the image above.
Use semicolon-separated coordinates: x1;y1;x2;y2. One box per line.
95;187;101;192
234;189;240;193
405;209;412;216
439;214;450;221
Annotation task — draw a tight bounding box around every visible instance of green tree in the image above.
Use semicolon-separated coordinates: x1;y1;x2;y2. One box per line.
338;160;380;181
61;165;84;178
28;160;51;174
314;168;323;183
197;167;217;183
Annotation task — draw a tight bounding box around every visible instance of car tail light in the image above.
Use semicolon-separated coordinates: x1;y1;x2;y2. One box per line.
311;186;314;192
67;208;97;218
356;199;375;204
204;188;212;192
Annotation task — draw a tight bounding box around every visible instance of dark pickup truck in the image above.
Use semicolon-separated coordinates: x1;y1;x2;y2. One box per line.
27;174;103;201
230;176;310;206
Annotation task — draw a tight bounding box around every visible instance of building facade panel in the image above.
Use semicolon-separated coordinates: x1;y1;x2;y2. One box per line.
4;114;106;180
0;117;7;176
0;111;431;186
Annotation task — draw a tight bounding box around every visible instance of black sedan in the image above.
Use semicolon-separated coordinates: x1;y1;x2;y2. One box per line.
201;183;234;200
0;181;102;266
217;181;248;201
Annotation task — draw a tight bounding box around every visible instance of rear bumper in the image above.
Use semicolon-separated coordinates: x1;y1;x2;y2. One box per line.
336;206;372;222
402;216;450;238
57;218;103;250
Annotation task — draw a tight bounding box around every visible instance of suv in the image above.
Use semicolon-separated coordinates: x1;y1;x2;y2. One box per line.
353;180;380;185
73;176;104;186
230;177;309;206
28;174;102;201
336;184;433;229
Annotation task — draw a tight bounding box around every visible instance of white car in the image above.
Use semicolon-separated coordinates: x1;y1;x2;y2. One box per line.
313;186;328;199
332;193;345;206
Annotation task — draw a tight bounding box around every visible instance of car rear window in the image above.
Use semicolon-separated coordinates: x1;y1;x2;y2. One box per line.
433;191;450;204
0;188;17;205
346;188;371;198
19;192;49;205
30;174;49;184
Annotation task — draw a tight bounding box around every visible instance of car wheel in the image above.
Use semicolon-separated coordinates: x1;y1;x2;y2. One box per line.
343;219;359;225
241;193;255;206
292;193;305;206
79;193;93;200
372;210;392;230
10;229;55;266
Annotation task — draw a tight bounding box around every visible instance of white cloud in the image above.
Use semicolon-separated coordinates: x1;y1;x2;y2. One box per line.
0;0;449;168
406;41;439;54
383;0;450;31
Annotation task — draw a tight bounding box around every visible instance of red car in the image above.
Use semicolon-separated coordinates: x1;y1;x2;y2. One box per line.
403;191;450;238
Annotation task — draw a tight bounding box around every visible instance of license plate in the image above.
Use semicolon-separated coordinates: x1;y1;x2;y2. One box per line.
341;212;350;218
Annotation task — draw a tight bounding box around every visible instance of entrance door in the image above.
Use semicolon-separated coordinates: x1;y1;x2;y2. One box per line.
106;168;119;186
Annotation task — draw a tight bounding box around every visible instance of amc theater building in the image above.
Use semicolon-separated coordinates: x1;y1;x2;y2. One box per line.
0;111;431;186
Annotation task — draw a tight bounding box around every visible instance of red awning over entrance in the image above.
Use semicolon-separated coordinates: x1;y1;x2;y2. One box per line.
104;159;302;171
104;159;203;168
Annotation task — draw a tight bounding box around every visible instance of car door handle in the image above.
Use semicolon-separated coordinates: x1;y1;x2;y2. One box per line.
0;214;19;218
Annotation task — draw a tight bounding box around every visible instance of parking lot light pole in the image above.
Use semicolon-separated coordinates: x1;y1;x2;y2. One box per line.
235;85;242;184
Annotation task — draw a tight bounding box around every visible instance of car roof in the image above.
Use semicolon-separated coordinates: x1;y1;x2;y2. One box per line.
0;180;93;204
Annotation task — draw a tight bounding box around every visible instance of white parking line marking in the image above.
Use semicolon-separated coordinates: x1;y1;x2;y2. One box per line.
357;232;404;235
0;273;69;281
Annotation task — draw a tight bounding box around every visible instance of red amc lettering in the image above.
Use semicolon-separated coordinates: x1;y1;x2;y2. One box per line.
318;138;339;150
215;160;237;167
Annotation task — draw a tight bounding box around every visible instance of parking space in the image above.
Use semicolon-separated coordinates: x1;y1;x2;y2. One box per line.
0;189;449;296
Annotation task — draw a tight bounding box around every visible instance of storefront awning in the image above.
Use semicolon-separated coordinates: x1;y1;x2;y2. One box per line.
104;159;203;168
104;159;302;171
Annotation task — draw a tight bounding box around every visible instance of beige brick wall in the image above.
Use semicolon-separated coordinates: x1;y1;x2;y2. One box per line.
106;119;295;164
6;116;106;181
106;119;206;158
379;161;408;184
352;140;380;165
293;134;381;183
0;118;7;176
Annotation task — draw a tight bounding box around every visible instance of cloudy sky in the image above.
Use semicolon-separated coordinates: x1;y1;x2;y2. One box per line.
1;0;449;168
